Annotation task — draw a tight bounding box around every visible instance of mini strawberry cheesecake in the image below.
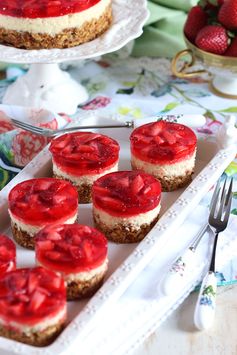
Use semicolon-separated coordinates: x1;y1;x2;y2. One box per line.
50;132;120;204
92;171;162;243
130;121;197;191
8;178;78;249
0;267;66;346
35;223;108;300
0;235;16;276
0;0;112;49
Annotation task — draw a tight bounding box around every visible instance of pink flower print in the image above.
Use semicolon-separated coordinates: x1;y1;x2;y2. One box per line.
81;96;111;110
40;118;58;130
58;113;72;123
0;111;15;133
12;131;47;167
197;118;223;135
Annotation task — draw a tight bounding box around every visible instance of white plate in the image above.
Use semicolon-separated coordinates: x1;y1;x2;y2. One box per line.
0;0;149;64
0;115;236;355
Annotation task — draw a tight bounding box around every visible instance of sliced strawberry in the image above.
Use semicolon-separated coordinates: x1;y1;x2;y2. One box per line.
28;290;46;311
131;174;144;195
45;250;62;261
98;196;125;211
162;131;177;144
36;240;54;251
28;272;39;294
148;122;162;136
153;135;165;144
10;302;24;316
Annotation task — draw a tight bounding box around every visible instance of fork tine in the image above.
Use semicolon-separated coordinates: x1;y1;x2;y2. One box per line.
209;179;222;219
12;119;44;133
223;177;233;222
216;176;228;220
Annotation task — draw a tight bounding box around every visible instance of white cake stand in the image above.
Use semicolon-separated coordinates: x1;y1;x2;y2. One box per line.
0;0;149;115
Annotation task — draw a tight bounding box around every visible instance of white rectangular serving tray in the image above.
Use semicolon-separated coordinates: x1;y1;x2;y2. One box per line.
0;115;236;355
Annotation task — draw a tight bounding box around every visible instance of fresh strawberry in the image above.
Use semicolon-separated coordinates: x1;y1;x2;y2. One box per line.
218;0;237;30
184;6;208;42
225;36;237;58
195;25;228;54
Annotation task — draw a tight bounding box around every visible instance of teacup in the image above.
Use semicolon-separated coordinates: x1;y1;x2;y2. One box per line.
172;35;237;99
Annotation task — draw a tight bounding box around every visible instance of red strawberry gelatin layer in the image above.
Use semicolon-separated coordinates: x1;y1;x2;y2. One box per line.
35;224;107;274
92;171;161;217
8;178;78;226
0;0;101;19
50;132;120;176
0;267;66;326
130;121;197;165
0;235;16;276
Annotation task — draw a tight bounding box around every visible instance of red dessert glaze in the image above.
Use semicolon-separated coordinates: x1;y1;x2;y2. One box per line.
8;178;78;226
50;132;119;176
35;224;107;274
0;0;101;19
92;170;161;217
130;121;197;164
0;235;16;276
0;267;66;326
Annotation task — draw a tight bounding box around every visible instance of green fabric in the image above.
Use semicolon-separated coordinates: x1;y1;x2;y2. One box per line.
132;0;198;58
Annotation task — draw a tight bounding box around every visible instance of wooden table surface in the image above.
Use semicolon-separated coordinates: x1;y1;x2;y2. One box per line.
134;284;237;355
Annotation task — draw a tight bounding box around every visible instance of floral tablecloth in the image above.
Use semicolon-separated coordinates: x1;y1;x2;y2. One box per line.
0;56;237;286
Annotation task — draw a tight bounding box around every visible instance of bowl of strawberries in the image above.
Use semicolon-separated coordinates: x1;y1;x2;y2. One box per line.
172;0;237;99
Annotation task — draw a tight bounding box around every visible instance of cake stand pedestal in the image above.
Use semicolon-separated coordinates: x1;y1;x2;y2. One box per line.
0;0;149;115
3;63;88;115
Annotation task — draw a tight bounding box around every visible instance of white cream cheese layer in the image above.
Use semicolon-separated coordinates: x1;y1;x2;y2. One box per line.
131;150;196;178
93;203;161;229
0;0;110;35
53;161;118;185
9;210;77;236
64;258;108;282
37;256;108;282
0;305;66;334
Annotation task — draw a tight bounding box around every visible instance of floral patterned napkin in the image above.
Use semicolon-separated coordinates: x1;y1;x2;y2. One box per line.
0;104;71;188
0;56;236;285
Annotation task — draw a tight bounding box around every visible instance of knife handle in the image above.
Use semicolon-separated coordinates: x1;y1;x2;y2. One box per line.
194;271;217;330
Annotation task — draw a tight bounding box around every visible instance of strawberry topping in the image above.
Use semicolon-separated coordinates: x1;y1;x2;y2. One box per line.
130;121;197;165
0;0;101;19
0;235;16;276
50;132;119;176
8;178;78;226
0;267;66;325
35;224;107;273
92;171;161;217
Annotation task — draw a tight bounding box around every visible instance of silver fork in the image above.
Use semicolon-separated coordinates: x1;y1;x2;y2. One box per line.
11;118;134;137
194;175;233;331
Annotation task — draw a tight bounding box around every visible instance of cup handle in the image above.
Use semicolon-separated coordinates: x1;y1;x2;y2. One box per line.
171;49;206;78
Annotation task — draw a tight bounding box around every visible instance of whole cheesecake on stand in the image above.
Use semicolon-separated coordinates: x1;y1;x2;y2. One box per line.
0;0;112;49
